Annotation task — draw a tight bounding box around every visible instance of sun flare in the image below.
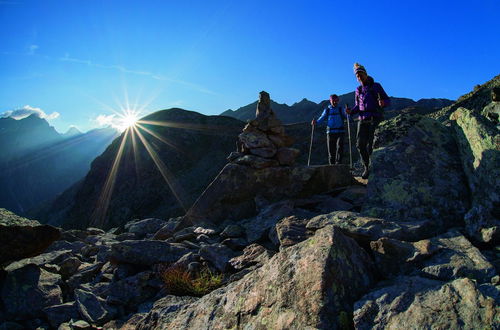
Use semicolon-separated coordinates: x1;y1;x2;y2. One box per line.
118;110;140;131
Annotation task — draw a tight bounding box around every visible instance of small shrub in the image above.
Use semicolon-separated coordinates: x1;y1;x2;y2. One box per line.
160;264;223;297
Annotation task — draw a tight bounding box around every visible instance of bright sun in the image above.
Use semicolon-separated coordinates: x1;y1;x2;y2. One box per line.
119;111;139;131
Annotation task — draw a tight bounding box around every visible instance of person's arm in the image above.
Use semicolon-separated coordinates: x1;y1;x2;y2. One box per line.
375;83;390;108
347;89;360;114
316;109;327;124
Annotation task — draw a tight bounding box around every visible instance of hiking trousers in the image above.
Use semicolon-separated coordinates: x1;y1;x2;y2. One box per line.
327;132;344;165
356;117;381;167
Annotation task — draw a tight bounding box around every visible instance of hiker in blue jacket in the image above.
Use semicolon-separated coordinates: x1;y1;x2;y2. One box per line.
311;94;346;165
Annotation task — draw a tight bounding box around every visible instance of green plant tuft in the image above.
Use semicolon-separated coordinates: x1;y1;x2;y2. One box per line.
160;264;223;297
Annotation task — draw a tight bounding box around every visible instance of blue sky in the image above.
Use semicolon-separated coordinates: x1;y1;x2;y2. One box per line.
1;0;499;133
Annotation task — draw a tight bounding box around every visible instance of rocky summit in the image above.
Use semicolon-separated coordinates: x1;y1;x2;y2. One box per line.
0;77;499;329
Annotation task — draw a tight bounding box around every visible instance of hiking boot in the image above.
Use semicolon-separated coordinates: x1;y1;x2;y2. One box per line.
361;166;369;179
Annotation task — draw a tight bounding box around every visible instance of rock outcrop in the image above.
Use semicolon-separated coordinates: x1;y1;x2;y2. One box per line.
363;114;469;235
450;107;500;244
354;276;499;329
135;226;375;329
0;208;60;265
184;163;352;226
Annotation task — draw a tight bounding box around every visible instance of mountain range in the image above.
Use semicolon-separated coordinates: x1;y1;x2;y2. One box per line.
0;115;119;214
220;92;453;123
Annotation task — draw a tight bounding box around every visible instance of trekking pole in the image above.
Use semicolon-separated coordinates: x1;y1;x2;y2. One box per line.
307;121;315;166
345;104;353;170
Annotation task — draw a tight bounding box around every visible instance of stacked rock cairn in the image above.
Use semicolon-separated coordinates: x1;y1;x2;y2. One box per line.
227;91;300;169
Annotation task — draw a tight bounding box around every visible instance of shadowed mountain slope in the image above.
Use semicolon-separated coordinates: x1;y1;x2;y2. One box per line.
43;108;244;229
0;117;118;214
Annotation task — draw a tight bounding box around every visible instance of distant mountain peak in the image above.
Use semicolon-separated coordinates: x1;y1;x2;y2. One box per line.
62;126;83;138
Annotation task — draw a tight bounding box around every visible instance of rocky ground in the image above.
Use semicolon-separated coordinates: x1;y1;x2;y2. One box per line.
1;82;499;329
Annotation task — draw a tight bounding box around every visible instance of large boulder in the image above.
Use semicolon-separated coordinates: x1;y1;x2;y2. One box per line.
450;107;500;244
370;230;496;282
363;114;469;233
136;225;376;329
306;210;434;245
354;276;499;329
0;208;60;265
184;163;352;226
1;264;63;319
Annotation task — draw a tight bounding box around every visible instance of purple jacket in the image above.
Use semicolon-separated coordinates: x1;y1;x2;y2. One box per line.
350;76;390;120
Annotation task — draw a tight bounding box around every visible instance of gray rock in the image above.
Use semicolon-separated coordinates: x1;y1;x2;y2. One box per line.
171;252;200;268
183;163;352;227
4;249;73;272
371;230;497;283
74;289;115;325
220;224;244;238
241;200;295;243
249;146;277;158
228;244;273;270
306;210;434;244
45;240;87;254
68;319;93;329
193;227;217;236
115;232;138;241
131;295;197;329
354;276;499;329
337;185;366;207
172;227;197;243
227;151;244;162
152;218;182;240
363;114;469;232
86;227;105;235
450;107;500;244
67;263;104;290
238;129;274;149
419;230;497;283
276;147;300;166
233;154;279;169
275;215;310;248
221;237;247;250
60;229;88;242
110;240;190;266
106;271;156;307
43;302;80;328
137;225;375;329
1;264;63;319
199;243;238;272
0;209;61;265
127;218;167;238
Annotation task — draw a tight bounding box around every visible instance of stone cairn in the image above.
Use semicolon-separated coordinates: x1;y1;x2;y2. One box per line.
227;91;300;169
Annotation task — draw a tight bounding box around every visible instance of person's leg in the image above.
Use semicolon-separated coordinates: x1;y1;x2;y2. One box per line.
356;121;370;167
366;119;381;157
334;133;344;164
327;133;334;165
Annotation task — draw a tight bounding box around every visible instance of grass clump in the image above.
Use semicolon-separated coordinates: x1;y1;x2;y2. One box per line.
160;264;223;297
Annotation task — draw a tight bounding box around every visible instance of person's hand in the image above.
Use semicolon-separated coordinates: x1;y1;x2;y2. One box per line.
311;119;316;126
378;99;386;108
345;107;351;115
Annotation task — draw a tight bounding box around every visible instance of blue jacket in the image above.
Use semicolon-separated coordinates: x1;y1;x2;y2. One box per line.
316;105;346;133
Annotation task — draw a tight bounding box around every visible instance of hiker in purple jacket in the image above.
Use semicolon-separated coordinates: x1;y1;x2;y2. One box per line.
346;63;390;179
